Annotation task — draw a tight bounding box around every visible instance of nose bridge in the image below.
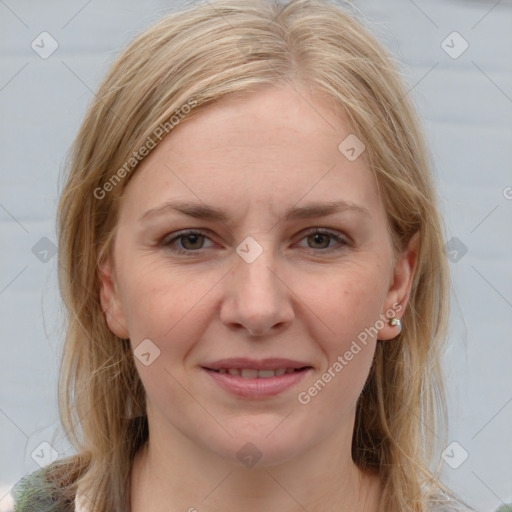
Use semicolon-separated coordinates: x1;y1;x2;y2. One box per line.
220;235;294;335
235;235;282;305
237;242;278;298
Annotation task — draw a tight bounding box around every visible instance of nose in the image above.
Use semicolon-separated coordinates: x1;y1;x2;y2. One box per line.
219;247;295;337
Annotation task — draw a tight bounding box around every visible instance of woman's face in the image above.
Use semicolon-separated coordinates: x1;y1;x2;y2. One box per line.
100;84;417;467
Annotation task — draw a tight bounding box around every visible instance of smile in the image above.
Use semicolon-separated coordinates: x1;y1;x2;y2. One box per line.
209;368;307;378
202;366;312;398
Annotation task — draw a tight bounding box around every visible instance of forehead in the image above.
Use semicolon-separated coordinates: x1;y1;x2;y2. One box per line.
120;84;382;222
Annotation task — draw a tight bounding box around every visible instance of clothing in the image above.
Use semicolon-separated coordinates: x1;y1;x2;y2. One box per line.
12;466;480;512
11;468;68;512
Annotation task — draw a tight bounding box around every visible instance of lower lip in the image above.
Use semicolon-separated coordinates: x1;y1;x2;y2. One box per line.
203;368;311;399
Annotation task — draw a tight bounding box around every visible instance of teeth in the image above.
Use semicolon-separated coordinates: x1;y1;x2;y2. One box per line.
214;368;302;378
240;369;259;378
256;370;276;378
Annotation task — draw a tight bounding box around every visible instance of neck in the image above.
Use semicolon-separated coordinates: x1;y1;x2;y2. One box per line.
129;418;382;512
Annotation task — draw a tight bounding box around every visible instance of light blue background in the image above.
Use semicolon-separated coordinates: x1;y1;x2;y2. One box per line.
1;1;511;510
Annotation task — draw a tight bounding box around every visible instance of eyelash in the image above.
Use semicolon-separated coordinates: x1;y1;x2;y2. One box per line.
160;228;349;256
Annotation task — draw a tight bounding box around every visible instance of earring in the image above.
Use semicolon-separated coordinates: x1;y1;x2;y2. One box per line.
389;317;402;332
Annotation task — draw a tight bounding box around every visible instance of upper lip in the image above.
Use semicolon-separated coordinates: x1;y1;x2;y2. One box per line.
202;358;313;371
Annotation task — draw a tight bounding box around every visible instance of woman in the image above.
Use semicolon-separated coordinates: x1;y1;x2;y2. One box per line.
12;0;475;510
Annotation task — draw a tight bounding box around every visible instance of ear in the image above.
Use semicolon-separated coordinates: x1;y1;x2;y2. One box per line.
98;256;130;339
377;231;420;341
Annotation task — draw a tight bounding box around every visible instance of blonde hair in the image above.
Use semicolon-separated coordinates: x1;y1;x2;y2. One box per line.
43;0;458;510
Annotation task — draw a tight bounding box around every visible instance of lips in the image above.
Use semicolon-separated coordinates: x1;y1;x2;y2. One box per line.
202;363;312;398
200;358;313;397
212;368;304;378
202;358;312;372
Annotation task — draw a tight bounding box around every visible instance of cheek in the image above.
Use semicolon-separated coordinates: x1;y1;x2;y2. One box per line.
119;267;215;405
119;261;216;349
293;262;389;398
298;261;389;343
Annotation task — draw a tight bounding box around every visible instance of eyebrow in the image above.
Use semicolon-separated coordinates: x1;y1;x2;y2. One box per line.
138;199;371;224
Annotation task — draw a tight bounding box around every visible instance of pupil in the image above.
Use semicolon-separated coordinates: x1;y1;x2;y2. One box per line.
183;234;202;249
311;233;328;248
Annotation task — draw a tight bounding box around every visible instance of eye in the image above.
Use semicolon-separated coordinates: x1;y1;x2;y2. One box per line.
297;228;349;253
161;230;214;254
160;228;349;256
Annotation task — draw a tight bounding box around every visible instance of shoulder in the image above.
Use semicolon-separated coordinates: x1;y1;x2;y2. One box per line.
11;467;74;512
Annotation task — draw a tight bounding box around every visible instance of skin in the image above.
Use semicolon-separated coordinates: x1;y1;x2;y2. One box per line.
99;83;418;512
